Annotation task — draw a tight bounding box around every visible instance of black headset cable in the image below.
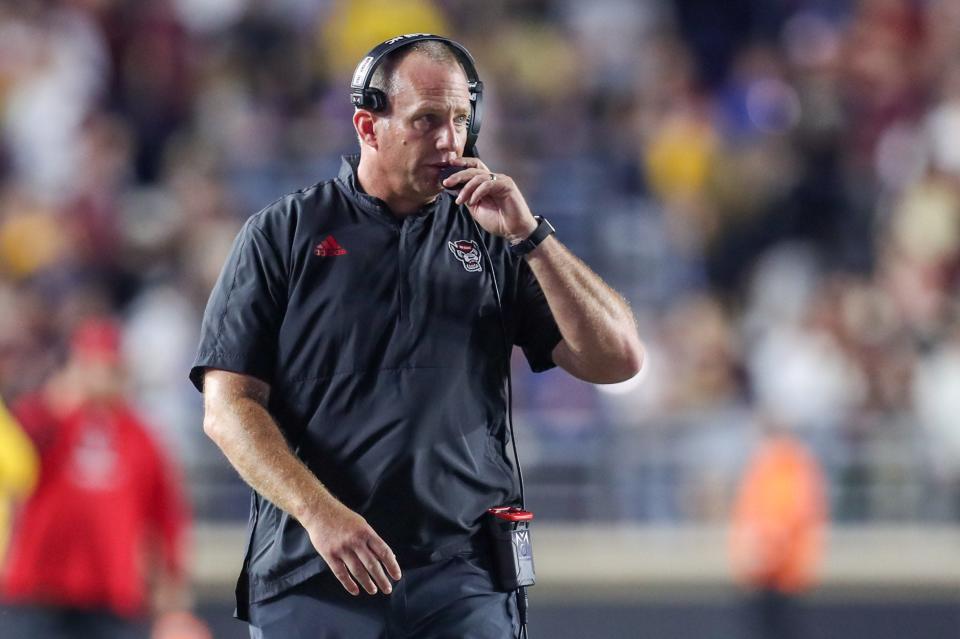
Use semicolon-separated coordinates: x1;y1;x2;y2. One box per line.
468;215;530;639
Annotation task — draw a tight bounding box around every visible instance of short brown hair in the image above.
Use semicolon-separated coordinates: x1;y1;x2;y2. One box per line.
367;41;466;110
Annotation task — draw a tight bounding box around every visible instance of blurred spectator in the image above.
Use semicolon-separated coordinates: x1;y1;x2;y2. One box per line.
0;397;37;561
0;317;208;639
913;326;960;517
322;0;448;74
730;420;827;639
0;1;108;199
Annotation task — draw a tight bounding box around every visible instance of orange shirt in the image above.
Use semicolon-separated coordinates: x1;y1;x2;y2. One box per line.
729;435;827;593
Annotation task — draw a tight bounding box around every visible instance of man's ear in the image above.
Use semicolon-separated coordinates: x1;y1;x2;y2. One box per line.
353;110;378;149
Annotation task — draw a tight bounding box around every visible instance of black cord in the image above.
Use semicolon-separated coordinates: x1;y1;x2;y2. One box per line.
517;586;530;638
467;216;530;639
505;315;526;509
468;217;525;509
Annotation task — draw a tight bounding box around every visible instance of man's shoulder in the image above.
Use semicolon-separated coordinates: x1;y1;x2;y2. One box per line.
250;179;341;224
243;179;347;241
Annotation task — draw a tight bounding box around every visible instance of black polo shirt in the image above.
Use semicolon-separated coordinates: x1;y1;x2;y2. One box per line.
190;155;562;612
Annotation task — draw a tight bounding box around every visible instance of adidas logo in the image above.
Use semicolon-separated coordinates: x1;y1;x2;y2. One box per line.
314;235;347;257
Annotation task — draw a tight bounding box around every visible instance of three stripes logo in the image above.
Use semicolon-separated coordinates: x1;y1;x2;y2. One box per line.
314;235;347;257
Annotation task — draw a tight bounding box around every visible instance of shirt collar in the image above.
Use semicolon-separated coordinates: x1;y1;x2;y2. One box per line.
336;155;448;223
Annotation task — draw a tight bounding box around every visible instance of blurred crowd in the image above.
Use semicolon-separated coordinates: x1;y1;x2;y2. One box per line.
1;0;959;526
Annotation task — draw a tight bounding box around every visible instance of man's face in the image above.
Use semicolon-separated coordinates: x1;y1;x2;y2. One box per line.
73;354;124;400
374;55;472;203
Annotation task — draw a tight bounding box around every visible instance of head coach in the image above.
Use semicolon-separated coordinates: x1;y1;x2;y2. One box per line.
190;33;644;639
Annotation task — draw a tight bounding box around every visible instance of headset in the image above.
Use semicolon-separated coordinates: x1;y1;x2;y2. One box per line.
350;33;484;157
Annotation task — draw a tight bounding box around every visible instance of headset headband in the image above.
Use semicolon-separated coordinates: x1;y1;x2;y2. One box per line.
350;33;483;157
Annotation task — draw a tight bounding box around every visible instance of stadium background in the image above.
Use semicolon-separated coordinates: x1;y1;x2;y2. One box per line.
2;0;960;636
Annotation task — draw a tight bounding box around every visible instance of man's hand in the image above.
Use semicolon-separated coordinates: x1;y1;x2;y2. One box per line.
151;611;212;639
302;500;402;596
442;157;537;244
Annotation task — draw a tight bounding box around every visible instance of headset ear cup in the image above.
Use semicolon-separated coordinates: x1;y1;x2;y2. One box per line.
467;91;483;154
368;89;387;112
353;89;387;111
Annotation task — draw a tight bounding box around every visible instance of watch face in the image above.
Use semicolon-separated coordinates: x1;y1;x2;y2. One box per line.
531;217;554;242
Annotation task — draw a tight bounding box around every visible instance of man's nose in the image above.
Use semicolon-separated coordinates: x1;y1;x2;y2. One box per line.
436;119;458;150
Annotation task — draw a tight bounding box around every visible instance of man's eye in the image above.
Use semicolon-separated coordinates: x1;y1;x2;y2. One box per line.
455;115;470;127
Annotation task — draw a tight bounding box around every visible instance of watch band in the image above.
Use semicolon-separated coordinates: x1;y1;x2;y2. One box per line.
509;216;555;256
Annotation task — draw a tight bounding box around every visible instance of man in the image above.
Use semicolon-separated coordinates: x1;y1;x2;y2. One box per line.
2;318;208;639
192;35;643;638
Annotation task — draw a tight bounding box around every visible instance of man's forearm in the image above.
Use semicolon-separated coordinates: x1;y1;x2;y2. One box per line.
203;383;334;526
525;236;643;381
444;156;642;381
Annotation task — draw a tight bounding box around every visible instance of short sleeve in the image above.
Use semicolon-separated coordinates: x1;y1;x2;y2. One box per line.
513;259;563;372
189;215;287;391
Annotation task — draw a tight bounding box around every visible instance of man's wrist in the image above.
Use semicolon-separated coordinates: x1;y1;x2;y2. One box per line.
507;217;539;245
295;483;337;529
509;216;556;257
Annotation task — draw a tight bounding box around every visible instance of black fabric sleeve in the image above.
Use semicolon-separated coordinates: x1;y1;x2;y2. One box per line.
189;214;287;392
513;258;563;372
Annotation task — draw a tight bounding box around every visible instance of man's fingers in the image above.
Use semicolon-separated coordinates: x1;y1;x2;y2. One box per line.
357;547;394;594
441;167;471;188
341;552;379;595
310;513;400;595
450;157;489;172
329;560;361;596
369;538;402;581
446;167;484;190
466;178;504;207
455;173;491;205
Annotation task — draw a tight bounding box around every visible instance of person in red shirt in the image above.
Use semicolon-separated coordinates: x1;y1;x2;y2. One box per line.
1;318;209;639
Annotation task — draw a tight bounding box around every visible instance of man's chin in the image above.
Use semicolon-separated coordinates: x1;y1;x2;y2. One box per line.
413;179;443;199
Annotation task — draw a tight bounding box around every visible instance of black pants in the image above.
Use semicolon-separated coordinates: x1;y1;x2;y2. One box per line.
248;554;519;639
0;604;145;639
750;588;800;639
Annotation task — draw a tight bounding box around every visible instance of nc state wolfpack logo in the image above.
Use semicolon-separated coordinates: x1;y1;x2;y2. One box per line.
448;239;483;273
